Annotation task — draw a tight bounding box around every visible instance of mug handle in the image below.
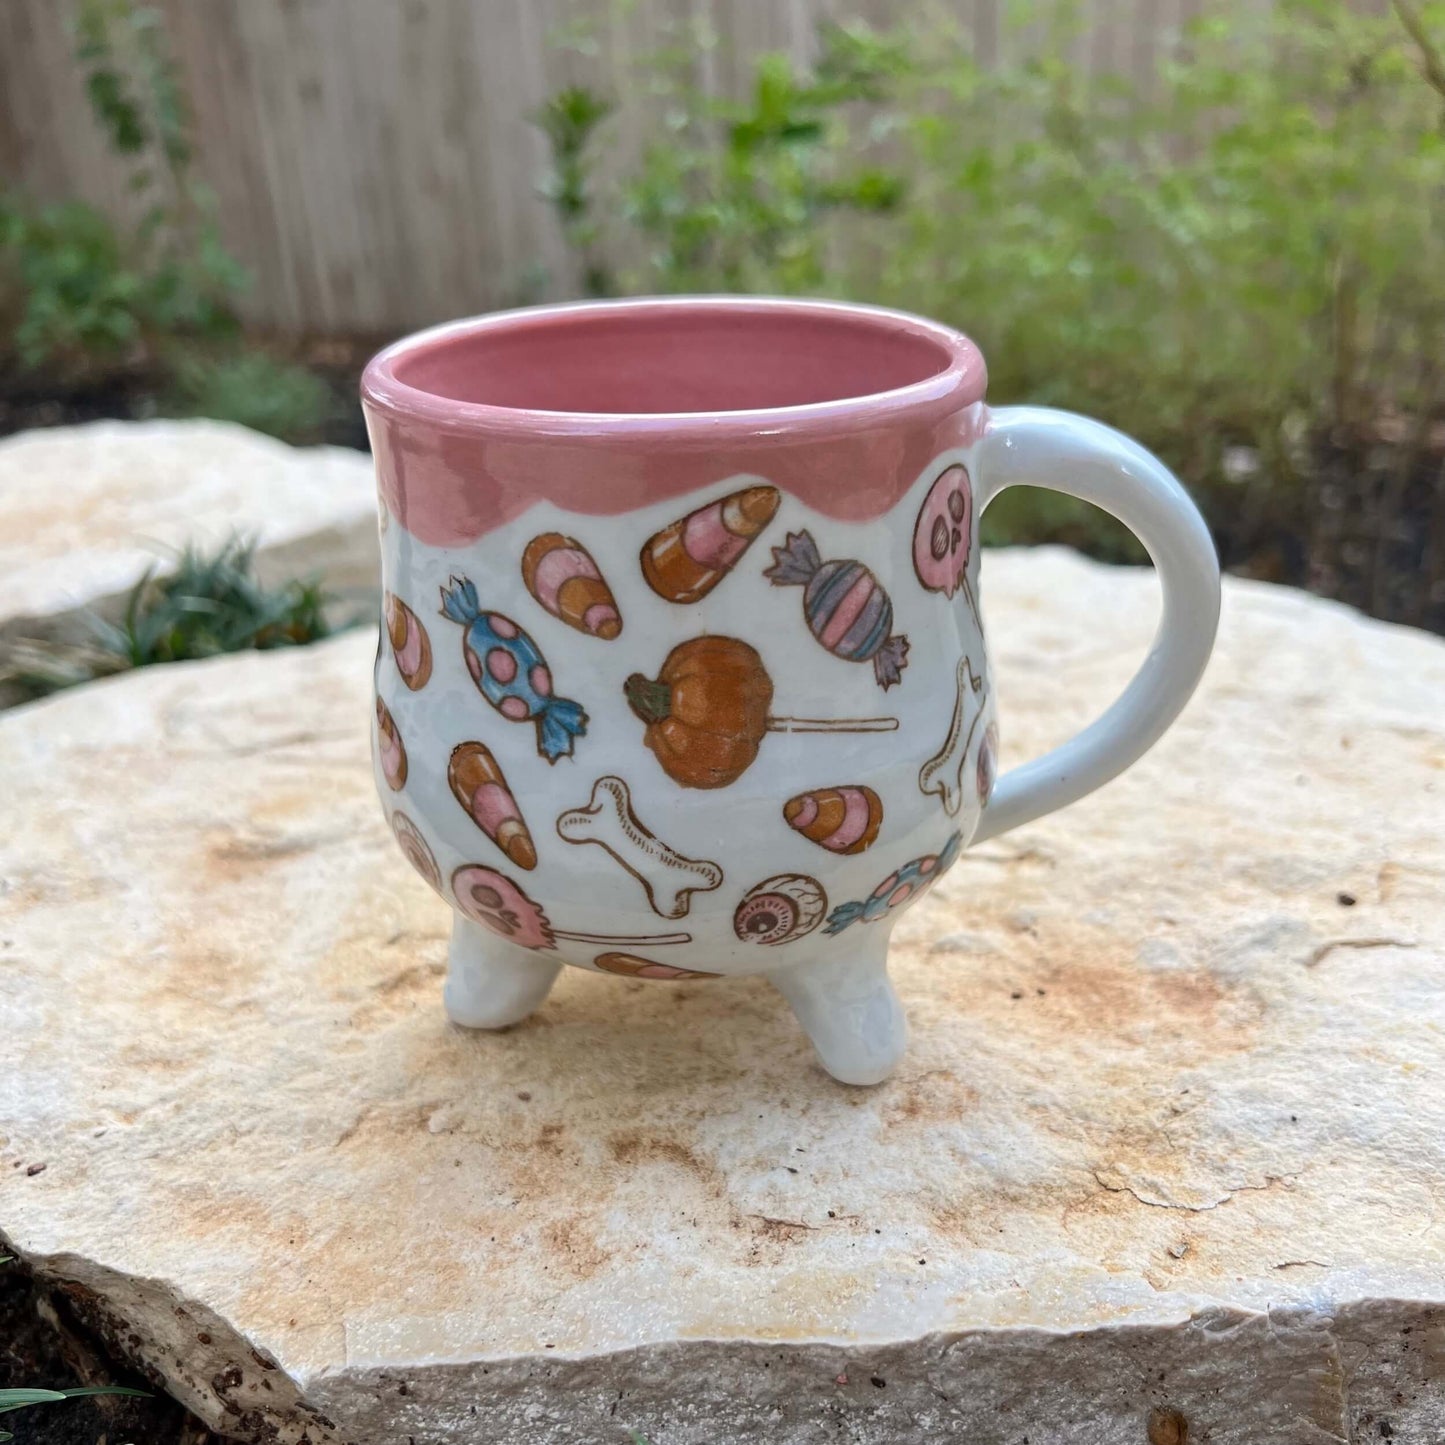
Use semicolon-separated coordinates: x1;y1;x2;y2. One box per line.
971;405;1221;845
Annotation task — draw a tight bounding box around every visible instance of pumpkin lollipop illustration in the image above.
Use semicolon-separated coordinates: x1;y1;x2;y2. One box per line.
521;532;622;640
439;576;587;763
912;463;982;633
824;831;963;935
451;865;691;952
764;530;909;689
384;593;433;690
448;742;537;870
624;637;898;790
641;484;780;604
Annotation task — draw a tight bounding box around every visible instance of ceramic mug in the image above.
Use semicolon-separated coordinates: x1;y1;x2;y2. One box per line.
362;297;1219;1084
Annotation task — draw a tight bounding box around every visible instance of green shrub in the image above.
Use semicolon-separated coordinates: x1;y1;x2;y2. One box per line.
166;351;332;443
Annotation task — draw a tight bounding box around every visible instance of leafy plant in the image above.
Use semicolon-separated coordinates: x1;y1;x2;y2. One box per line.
0;1387;149;1442
166;351;332;442
534;85;617;297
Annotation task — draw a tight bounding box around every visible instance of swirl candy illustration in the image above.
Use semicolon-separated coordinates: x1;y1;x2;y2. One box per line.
439;576;587;763
625;637;899;790
764;530;909;689
919;657;988;817
912;463;983;632
448;742;537;871
374;696;407;790
733;874;828;945
391;810;442;894
556;775;722;919
451;864;692;953
824;832;964;936
522;532;622;640
641;484;780;604
593;952;720;981
783;786;883;855
384;592;433;690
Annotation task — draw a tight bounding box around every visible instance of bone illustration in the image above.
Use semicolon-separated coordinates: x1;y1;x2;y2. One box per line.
374;696;407;790
765;530;909;689
556;775;723;919
919;656;988;816
641;484;780;604
783;785;883;855
593;951;720;981
521;532;623;640
448;742;537;871
391;810;442;894
452;864;692;952
384;592;433;691
733;873;828;945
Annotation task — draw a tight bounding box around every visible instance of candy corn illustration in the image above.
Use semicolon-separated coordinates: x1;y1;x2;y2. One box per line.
452;864;692;953
733;874;828;945
641;484;780;604
448;742;537;870
521;532;622;640
592;952;719;981
439;576;587;763
391;810;442;894
824;832;963;935
384;593;433;690
783;786;883;855
764;530;909;689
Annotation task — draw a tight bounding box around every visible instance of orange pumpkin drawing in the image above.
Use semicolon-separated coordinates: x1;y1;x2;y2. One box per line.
624;636;774;790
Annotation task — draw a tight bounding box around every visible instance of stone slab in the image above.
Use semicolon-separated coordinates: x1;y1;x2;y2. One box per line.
1;549;1442;1444
0;419;379;687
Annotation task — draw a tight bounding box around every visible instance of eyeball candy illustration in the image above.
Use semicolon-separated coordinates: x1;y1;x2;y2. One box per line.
764;530;909;689
374;697;407;790
521;532;622;640
783;786;883;855
448;742;537;870
391;810;442;894
438;576;587;763
824;832;963;935
641;484;780;604
733;874;829;945
384;593;433;690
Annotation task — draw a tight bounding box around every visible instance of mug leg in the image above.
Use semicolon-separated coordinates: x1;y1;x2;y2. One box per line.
767;938;906;1086
445;916;562;1030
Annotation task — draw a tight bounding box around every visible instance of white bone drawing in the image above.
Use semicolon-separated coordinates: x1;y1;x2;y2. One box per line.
919;656;988;816
556;776;724;919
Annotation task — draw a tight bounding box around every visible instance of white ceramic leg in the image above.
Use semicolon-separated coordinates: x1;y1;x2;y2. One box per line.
444;917;562;1030
767;937;906;1086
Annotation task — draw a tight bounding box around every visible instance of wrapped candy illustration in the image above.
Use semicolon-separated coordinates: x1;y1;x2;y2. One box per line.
641;484;780;604
625;636;898;790
448;742;537;870
391;810;442;894
374;696;407;790
783;786;883;855
593;952;719;981
912;463;982;632
384;592;433;690
439;576;587;763
556;775;722;918
733;874;829;945
824;832;963;935
521;532;622;640
451;864;691;952
764;530;909;689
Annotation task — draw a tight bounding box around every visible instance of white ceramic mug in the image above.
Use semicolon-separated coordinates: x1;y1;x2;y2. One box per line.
362;297;1219;1084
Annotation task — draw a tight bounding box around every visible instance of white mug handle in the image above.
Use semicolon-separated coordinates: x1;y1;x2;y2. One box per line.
971;405;1221;845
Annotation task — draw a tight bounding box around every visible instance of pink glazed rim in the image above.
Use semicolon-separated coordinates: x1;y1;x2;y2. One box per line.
360;296;987;439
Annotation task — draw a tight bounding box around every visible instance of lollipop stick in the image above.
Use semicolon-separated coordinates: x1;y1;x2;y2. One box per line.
960;572;984;640
552;928;693;946
766;716;899;734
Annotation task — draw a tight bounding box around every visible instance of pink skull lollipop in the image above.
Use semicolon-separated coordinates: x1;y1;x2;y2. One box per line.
912;463;982;633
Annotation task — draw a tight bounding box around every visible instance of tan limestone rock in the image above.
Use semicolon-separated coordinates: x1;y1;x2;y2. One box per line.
1;549;1442;1443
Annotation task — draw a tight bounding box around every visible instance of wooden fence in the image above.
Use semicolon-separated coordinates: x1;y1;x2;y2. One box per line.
0;0;1211;335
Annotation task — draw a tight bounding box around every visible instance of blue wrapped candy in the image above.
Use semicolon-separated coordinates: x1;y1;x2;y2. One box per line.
824;831;962;935
439;576;587;762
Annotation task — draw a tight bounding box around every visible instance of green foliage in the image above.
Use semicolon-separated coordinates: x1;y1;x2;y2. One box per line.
535;85;618;297
537;0;1445;599
0;1386;150;1441
167;351;332;443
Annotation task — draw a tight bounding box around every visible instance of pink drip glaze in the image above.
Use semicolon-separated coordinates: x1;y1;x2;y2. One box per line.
362;299;987;546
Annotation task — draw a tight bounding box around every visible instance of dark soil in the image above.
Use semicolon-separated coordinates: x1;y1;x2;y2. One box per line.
0;1261;225;1445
